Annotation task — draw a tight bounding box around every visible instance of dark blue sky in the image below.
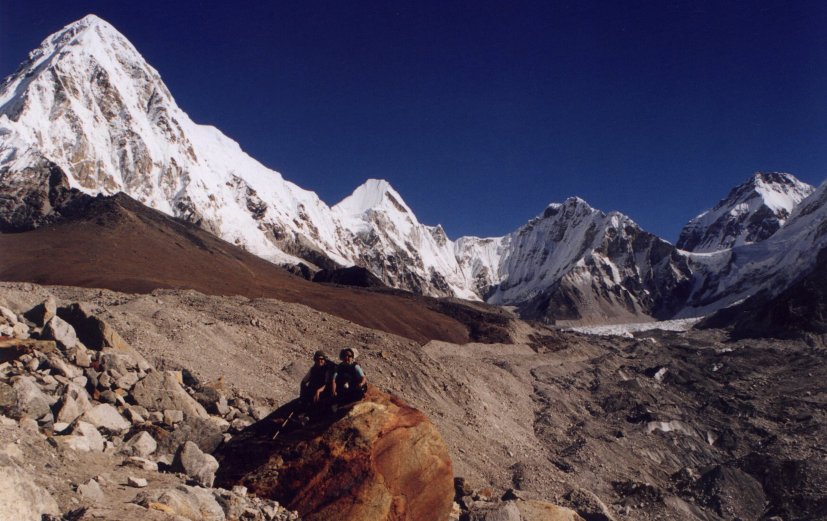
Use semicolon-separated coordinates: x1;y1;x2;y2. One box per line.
2;1;826;241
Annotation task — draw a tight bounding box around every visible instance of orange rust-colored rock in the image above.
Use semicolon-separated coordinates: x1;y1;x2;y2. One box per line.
214;386;454;521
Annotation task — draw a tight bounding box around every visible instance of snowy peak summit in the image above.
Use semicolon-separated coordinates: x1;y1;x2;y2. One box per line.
333;179;413;217
677;172;814;252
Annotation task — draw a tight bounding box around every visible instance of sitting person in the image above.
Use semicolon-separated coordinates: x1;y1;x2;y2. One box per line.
299;350;335;408
331;347;367;405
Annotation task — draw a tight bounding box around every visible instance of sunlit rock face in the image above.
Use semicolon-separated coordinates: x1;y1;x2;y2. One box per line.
214;386;454;521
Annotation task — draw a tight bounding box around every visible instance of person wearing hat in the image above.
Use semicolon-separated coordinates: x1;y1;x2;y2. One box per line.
299;350;335;407
331;347;367;404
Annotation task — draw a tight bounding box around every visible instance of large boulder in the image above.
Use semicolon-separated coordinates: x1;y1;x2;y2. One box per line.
173;441;220;487
3;376;54;420
131;371;209;419
54;383;93;424
0;459;60;521
23;295;56;326
80;403;131;433
42;316;81;350
58;303;148;364
215;386;454;521
59;421;105;452
134;485;226;521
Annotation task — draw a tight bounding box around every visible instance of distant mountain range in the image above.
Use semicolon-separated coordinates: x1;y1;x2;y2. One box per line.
1;15;825;325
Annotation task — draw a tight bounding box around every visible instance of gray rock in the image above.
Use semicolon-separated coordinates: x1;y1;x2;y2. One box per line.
156;415;228;455
0;305;19;325
0;382;14;411
0;462;61;520
173;441;220;487
125;456;158;471
468;501;522;521
74;348;92;368
116;371;139;390
42;316;80;350
5;376;54;420
55;383;93;424
127;476;148;488
99;352;132;375
77;478;104;503
164;409;184;425
46;353;81;378
250;404;273;421
123;431;157;457
124;406;146;424
60;421;105;452
98;372;112;389
131;371;208;419
564;488;616;521
58;305;151;370
98;390;121;405
12;322;30;339
134;484;226;521
24;296;56;327
81;403;130;433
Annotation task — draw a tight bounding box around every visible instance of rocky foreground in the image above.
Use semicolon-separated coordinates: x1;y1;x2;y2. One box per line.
0;286;588;520
1;281;826;521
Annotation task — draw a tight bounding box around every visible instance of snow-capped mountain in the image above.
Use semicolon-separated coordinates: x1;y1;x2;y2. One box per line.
680;179;827;316
2;15;826;326
677;172;814;252
483;198;692;323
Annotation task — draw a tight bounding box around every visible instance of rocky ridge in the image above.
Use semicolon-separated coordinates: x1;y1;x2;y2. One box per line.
677;172;814;253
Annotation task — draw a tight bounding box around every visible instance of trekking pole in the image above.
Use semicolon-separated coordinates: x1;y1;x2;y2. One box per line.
272;411;294;441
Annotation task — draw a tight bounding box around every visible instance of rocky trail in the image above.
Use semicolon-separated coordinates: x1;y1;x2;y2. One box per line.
0;281;825;521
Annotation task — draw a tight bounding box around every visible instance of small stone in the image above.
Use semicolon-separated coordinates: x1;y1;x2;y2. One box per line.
98;390;120;405
42;316;80;350
24;296;56;327
53;422;70;434
116;372;139;390
77;479;104;503
80;404;130;433
74;349;92;368
123;431;157;457
98;373;112;389
12;322;30;339
172;441;219;487
19;417;39;433
127;476;148;488
0;306;18;325
232;485;248;496
163;409;184;425
60;422;105;453
125;456;158;471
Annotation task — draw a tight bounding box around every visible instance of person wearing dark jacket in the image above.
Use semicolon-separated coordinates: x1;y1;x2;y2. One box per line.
331;347;367;404
300;350;335;406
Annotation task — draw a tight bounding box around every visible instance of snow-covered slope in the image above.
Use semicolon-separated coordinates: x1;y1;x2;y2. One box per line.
681;179;827;316
486;198;692;323
677;172;814;252
0;14;344;267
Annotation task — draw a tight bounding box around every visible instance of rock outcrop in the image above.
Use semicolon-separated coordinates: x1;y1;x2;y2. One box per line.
215;386;454;521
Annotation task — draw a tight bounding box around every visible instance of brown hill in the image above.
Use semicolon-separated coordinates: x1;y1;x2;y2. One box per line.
0;192;506;344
